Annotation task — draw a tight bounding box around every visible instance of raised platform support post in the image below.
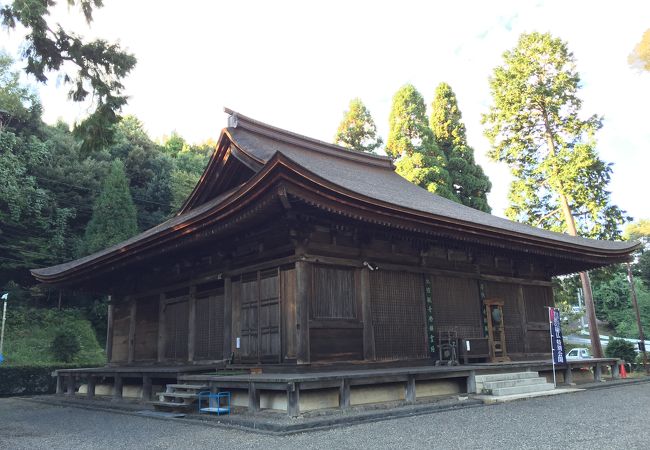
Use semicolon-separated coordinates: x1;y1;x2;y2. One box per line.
287;382;300;417
112;375;123;400
406;375;416;403
339;379;350;409
248;382;260;412
86;376;96;399
564;366;574;385
594;363;602;382
141;376;152;401
611;362;620;379
466;370;477;394
66;374;75;395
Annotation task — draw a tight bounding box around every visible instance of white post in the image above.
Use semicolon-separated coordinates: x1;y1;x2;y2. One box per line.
548;307;556;388
0;293;8;356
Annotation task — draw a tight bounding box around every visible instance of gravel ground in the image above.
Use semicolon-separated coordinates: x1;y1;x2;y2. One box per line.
1;383;649;449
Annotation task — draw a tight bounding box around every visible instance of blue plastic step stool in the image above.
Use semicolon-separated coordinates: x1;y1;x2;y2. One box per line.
197;391;231;415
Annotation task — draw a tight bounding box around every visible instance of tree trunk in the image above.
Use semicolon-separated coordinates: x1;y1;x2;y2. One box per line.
559;193;603;358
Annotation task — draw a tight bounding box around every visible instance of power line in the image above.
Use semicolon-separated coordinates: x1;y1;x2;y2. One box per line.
35;175;177;209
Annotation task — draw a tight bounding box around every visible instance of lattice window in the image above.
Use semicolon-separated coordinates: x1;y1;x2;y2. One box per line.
370;270;428;360
524;285;552;323
430;275;483;339
311;266;356;319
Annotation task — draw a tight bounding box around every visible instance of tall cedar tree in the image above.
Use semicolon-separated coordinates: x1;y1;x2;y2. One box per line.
334;98;383;152
83;159;138;255
1;0;137;154
483;32;629;357
629;29;650;72
430;82;492;213
386;84;455;201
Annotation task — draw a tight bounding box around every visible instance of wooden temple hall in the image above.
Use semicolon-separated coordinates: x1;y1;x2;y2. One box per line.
32;109;638;414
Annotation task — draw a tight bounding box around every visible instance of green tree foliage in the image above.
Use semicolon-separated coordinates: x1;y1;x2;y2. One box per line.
387;84;455;200
50;329;81;363
1;0;137;154
483;32;627;240
82;159;138;254
629;29;650;72
334;98;383;153
430;82;492;212
625;219;650;289
605;338;637;363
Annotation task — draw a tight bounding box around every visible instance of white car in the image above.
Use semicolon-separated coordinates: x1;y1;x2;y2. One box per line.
566;348;591;360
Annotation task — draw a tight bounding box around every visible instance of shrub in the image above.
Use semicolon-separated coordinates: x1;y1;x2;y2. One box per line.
605;339;637;363
51;330;81;363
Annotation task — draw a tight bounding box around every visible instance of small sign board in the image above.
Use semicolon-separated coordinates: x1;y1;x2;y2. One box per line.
423;276;435;356
549;307;566;364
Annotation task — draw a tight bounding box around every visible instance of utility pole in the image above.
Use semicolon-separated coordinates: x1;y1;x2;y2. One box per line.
0;293;8;357
627;263;648;374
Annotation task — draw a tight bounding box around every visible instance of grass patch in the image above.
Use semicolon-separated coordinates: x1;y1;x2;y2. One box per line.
2;307;105;367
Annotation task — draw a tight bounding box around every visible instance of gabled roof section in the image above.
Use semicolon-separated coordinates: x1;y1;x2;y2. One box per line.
32;108;641;285
179;108;394;214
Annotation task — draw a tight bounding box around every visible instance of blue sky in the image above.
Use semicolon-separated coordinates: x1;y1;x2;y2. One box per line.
4;0;650;222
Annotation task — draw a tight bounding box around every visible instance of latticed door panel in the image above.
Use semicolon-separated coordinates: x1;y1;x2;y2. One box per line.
259;269;280;361
195;293;225;360
370;270;428;360
164;299;189;360
240;275;258;360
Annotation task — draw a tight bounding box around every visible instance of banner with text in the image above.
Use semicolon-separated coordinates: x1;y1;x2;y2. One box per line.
549;307;566;364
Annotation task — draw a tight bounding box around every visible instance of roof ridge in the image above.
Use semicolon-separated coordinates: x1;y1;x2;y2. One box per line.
224;107;394;170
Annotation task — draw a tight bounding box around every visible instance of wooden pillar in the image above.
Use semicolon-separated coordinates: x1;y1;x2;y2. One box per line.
142;376;152;401
360;267;375;361
112;375;123;400
106;297;114;363
287;382;300;417
127;298;136;364
56;373;63;395
66;374;75;395
188;286;196;363
517;285;529;354
339;379;350;409
594;363;602;382
405;376;416;403
467;370;477;394
295;260;310;364
611;362;620;379
86;376;96;399
564;366;574;385
248;382;260;412
157;293;166;363
223;277;232;359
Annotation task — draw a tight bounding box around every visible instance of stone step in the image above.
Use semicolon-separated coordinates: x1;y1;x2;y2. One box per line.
491;382;556;396
483;377;548;391
156;392;199;400
164;384;207;392
152;401;193;411
475;372;538;383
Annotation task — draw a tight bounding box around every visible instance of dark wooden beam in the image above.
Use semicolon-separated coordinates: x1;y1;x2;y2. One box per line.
187;286;196;362
142;376;152;401
223;277;232;359
360;267;375;361
112;375;123;400
295;260;310;364
127;297;136;364
157;293;166;363
105;298;114;363
86;376;96;399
